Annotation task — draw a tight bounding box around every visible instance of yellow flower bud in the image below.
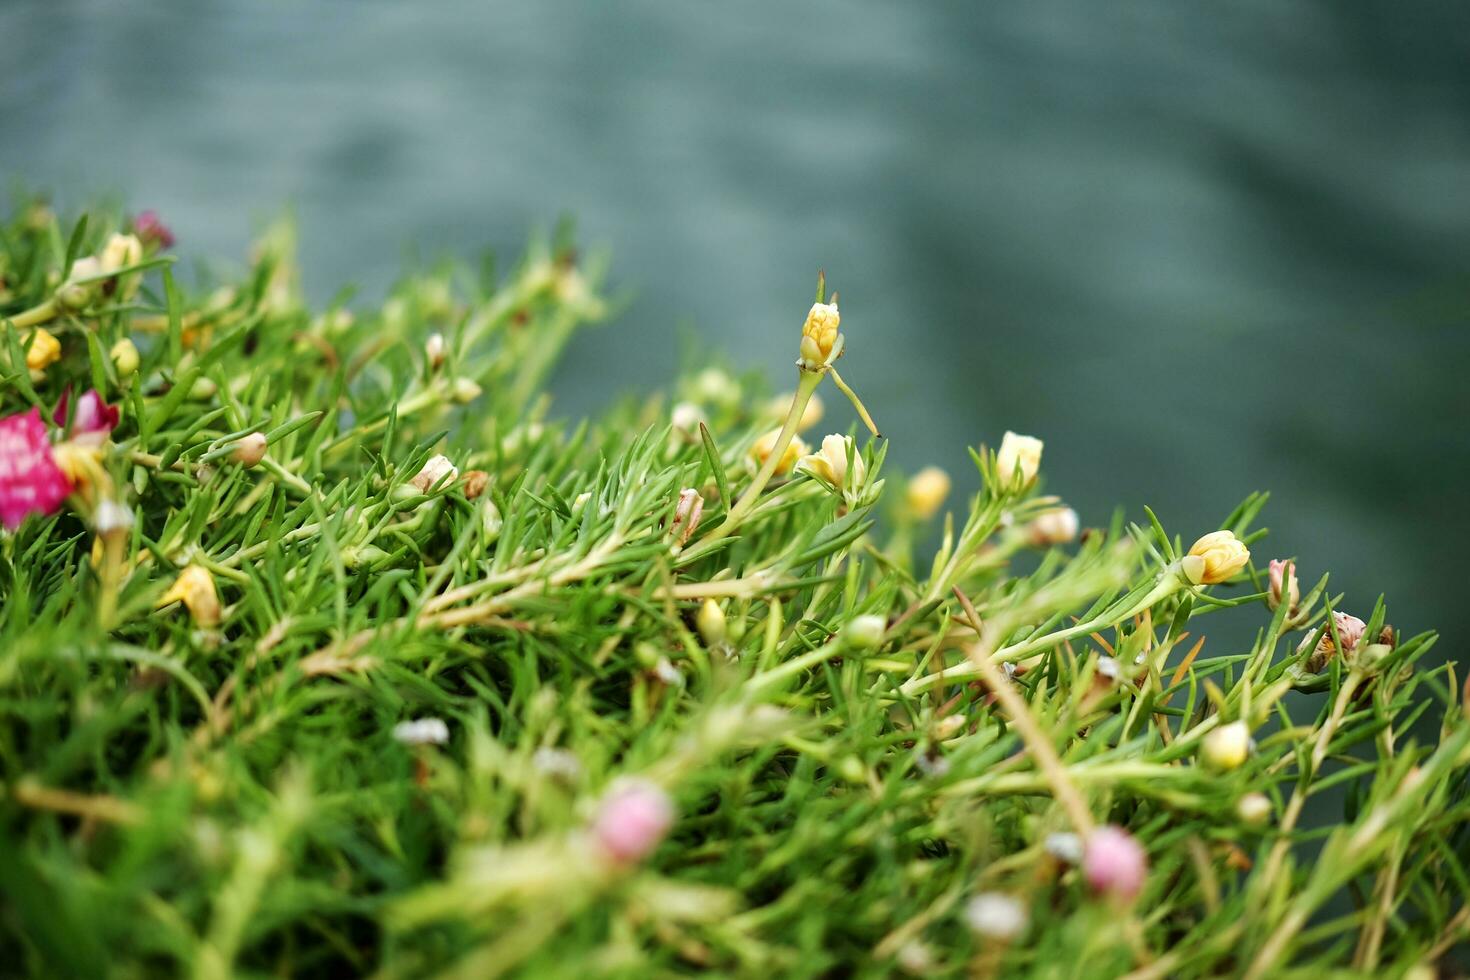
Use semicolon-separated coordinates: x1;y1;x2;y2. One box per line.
749;428;808;477
1200;720;1251;771
697;598;727;646
995;431;1043;488
799;301;840;369
110;337;140;378
797;434;865;489
769;391;825;433
1182;530;1251;585
158;564;221;627
905;466;951;520
24;328;61;371
1236;792;1272;826
1026;507;1079;547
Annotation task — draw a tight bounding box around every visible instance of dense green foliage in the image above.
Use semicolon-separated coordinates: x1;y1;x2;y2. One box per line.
1;202;1467;978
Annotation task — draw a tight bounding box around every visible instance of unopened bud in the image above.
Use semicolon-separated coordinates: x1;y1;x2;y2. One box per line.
995;431;1043;489
592;779;674;864
696;598;727;646
425;332;446;370
1083;825;1148;901
188;377;217;401
671;488;703;546
1027;507;1079;547
462;469;490;499
1201;720;1251;771
842;614;886;651
905;466;951;520
963;892;1028;941
110;337;140;379
1267;559;1300;614
451;378;482;404
410;454;459;493
1236;792;1272;826
232;432;268;468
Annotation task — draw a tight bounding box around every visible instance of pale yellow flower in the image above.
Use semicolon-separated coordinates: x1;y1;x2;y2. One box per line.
797;434;865;489
24;328;61;371
1200;720;1250;771
158;564;221;627
799;301;841;369
906;467;951;520
110;337;140;378
995;431;1043;488
1182;530;1250;585
749;428;808;476
1027;507;1079;547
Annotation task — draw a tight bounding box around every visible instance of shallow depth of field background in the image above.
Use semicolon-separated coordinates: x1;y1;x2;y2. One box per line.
3;2;1468;660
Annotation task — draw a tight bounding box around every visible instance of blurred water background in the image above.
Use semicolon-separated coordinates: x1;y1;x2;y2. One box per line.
3;1;1468;667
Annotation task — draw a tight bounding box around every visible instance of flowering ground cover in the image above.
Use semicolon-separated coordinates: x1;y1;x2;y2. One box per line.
1;201;1467;977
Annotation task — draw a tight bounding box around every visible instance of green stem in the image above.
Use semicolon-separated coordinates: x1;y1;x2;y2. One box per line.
5;297;58;330
698;369;821;547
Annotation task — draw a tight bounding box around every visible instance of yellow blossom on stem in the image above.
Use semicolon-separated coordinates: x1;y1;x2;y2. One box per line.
995;431;1043;489
24;328;61;371
799;301;841;370
1181;530;1251;585
905;466;951;520
797;434;865;490
748;428;808;477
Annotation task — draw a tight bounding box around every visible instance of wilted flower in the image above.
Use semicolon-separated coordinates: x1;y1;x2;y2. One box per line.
1027;507;1079;547
1182;530;1250;585
1084;825;1148;900
133;210;175;248
52;389;118;447
905;466;951;520
797;433;865;490
696;598;726;646
592;779;674;864
0;408;73;529
462;469;490;500
1267;558;1300;614
798;300;841;370
995;431;1043;489
749;428;808;477
158;564;221;627
963;892;1029;941
392;717;450;746
410;454;459;493
671;487;704;546
1201;720;1251;771
1305;611;1367;672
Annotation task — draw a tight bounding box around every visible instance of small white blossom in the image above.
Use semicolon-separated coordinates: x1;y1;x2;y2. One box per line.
1045;831;1084;864
964;892;1028;940
393;717;450;746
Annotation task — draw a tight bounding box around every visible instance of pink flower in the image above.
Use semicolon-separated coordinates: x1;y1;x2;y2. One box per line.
53;389;119;446
0;409;73;529
1267;559;1299;613
592;779;674;864
1084;825;1148;901
133;210;175;248
1329;611;1366;655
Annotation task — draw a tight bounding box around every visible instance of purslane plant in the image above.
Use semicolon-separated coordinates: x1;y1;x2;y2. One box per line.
1;200;1467;978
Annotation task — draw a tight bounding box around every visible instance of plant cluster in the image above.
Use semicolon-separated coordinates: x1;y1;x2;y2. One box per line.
1;200;1467;978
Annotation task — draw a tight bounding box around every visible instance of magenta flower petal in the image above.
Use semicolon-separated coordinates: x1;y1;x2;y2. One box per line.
0;409;73;529
592;780;674;863
53;389;119;440
1084;825;1148;900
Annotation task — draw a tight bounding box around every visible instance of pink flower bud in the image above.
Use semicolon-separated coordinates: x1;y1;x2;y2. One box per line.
133;210;175;248
1331;611;1367;654
1083;825;1147;901
592;779;673;864
0;409;73;529
53;389;119;446
1267;559;1299;614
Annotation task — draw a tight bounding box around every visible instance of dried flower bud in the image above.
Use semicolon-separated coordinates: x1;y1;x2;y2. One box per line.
1201;720;1251;771
995;431;1043;489
232;432;268;468
797;434;866;490
905;466;951;520
592;779;674;864
410;454;459;493
110;337;140;379
1305;611;1367;672
462;469;490;499
22;328;61;372
671;488;703;546
158;564;221;627
1237;792;1273;826
1181;530;1250;585
799;300;841;369
963;892;1028;941
1027;507;1079;547
1083;825;1148;901
425;332;446;370
748;428;807;477
843;614;886;651
696;598;727;646
1267;559;1300;614
392;717;450;746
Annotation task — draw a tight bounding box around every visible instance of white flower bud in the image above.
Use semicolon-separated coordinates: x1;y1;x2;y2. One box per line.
393;717;450;746
232;432;268;468
1027;507;1079;547
451;378;482;404
842;614;886;651
963;892;1028;941
1236;792;1272;826
410;454;459;493
425;332;446;370
995;431;1043;488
